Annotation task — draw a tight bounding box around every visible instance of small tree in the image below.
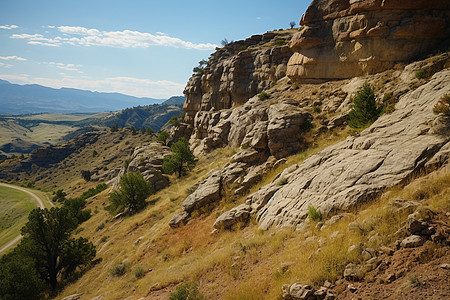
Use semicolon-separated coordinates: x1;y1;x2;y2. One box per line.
221;38;233;47
52;189;66;203
109;172;153;214
290;21;296;29
193;59;207;75
347;83;381;129
163;138;196;178
158;130;170;145
110;125;118;132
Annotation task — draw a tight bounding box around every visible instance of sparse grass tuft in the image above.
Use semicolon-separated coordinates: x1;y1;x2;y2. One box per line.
169;282;204;300
308;205;322;221
110;261;129;276
258;91;270;100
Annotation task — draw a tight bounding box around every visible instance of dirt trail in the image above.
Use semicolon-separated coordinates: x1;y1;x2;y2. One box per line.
0;182;51;254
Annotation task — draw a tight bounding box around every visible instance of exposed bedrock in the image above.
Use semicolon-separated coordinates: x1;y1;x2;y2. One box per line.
217;68;450;230
286;0;450;81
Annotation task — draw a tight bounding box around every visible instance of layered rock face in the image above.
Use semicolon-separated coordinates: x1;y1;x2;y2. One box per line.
189;96;312;157
287;0;450;81
183;31;295;127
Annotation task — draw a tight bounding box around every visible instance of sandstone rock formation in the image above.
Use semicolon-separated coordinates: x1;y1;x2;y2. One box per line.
219;67;450;230
188;96;312;157
183;31;295;127
109;142;170;192
287;0;450;81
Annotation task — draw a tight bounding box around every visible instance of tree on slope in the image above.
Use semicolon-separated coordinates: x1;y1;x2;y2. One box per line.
20;207;96;290
163;138;196;178
348;82;382;129
109;172;153;214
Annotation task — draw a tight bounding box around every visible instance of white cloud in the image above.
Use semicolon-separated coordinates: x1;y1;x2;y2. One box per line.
10;33;61;47
0;55;27;61
0;62;13;68
10;25;218;50
0;74;185;98
47;61;83;73
0;25;19;30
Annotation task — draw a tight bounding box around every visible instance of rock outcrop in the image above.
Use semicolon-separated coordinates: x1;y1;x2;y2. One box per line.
189;96;312;157
109;143;170;192
183;31;295;127
287;0;450;81
220;67;450;230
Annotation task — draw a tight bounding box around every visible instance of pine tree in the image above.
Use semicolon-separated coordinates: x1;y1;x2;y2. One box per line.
348;83;381;129
163;138;196;178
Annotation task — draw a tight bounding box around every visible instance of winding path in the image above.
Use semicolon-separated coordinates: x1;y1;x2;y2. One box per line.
0;183;51;254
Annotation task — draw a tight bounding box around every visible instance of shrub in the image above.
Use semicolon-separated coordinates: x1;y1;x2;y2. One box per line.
158;130;170;145
308;205;322;221
96;222;105;231
110;262;129;276
110;125;118;132
134;265;145;279
415;69;427;79
433;94;450;116
109;172;153;214
347;83;382;129
169;282;204;300
92;150;98;157
52;189;66;203
258;91;270;100
313;106;321;113
274;39;286;46
290;21;296;29
278;178;288;185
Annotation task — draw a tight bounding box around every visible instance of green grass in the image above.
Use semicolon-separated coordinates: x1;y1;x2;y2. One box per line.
0;186;38;249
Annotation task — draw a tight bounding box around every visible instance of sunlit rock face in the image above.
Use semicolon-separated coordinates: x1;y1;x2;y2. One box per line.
287;0;450;81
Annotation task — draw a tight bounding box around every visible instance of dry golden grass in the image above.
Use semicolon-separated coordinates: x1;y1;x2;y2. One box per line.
55;131;449;300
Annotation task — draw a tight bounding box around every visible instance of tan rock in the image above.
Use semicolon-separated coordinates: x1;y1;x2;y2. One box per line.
288;0;450;81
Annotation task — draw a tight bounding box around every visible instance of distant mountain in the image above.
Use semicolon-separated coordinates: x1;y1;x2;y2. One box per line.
0;79;174;114
79;104;183;130
162;96;186;106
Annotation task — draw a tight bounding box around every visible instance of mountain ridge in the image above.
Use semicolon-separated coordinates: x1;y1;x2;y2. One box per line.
0;79;175;114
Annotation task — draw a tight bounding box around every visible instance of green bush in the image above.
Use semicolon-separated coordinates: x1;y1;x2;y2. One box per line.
109;172;153;214
313;106;321;113
274;39;286;46
258;91;270;100
308;205;322;221
169;282;204;300
163;138;196;178
415;69;427;79
278;178;288;185
347;83;382;129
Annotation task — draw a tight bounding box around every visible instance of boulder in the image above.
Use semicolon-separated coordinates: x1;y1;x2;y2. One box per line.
183;171;222;213
401;235;426;248
289;284;315;299
213;204;251;229
343;263;365;281
169;211;190;229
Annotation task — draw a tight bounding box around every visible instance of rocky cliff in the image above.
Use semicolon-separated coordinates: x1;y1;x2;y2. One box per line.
287;0;450;81
182;30;295;128
171;0;450;230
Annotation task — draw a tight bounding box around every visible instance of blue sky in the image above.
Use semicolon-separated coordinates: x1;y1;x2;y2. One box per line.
0;0;309;99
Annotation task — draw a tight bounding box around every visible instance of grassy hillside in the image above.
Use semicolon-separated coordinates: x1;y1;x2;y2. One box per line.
0;186;36;249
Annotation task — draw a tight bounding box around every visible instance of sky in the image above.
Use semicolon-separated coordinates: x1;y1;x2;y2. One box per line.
0;0;309;99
